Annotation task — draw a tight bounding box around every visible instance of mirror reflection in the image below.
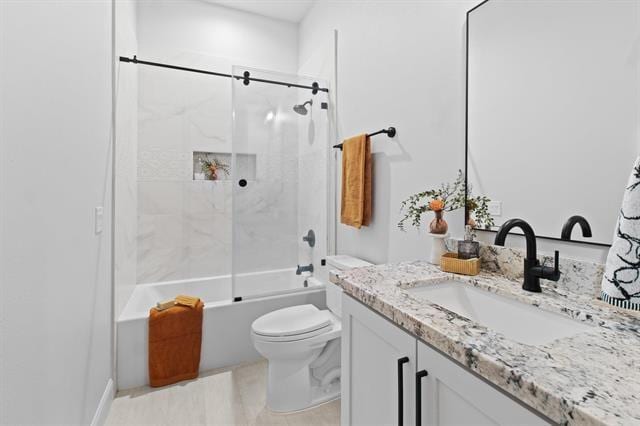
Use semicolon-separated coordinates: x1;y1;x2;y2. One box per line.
466;0;640;245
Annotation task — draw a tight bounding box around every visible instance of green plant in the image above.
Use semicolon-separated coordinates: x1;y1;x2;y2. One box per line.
397;170;495;231
201;155;230;180
398;170;465;231
466;195;495;230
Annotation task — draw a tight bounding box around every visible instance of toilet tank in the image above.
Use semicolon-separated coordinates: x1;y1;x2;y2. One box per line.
324;255;373;318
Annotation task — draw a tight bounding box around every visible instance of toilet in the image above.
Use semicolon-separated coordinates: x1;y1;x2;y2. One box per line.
251;255;372;412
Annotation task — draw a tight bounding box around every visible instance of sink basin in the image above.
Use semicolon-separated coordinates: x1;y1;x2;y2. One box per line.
405;281;592;345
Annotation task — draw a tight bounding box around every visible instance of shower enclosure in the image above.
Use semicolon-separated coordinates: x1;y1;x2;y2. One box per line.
114;58;332;389
231;66;330;301
119;56;330;298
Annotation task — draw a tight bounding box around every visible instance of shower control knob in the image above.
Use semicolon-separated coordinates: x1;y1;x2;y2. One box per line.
238;179;247;187
303;229;315;247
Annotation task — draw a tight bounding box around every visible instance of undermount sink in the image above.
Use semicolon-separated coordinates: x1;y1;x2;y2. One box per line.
404;281;592;346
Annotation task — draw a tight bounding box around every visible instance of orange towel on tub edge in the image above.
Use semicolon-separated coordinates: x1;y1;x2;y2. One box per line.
148;300;203;387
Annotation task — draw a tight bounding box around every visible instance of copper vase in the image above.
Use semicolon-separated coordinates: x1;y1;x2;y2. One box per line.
429;210;448;234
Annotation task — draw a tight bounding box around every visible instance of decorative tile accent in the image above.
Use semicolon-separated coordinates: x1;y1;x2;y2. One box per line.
138;150;192;181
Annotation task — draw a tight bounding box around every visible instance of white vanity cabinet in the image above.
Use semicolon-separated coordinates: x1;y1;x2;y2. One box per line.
416;341;548;425
341;294;416;425
342;294;550;426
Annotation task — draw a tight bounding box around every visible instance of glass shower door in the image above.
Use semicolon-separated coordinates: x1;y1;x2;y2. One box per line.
231;66;329;301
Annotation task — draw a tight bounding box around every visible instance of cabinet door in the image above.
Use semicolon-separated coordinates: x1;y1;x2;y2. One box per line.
416;341;549;426
342;294;417;426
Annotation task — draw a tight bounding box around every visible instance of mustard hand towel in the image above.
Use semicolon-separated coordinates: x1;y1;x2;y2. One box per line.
175;295;200;308
340;134;372;228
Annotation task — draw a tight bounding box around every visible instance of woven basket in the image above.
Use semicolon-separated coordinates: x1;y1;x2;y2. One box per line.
440;252;480;276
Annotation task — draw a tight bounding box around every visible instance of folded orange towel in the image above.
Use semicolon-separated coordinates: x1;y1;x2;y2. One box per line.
340;134;372;228
174;295;200;308
148;301;203;387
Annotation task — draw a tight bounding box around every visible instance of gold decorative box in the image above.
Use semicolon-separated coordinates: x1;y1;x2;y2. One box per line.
440;252;480;276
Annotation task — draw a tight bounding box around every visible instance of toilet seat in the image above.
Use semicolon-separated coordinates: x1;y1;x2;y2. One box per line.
252;304;333;342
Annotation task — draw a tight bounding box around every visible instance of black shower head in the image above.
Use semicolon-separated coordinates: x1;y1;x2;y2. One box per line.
293;99;313;115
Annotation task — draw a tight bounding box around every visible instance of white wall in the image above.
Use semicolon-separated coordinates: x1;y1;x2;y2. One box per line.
0;1;114;424
115;0;138;318
299;0;474;264
137;0;298;72
299;0;615;265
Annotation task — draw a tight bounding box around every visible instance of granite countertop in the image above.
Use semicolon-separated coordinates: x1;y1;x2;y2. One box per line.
330;261;640;426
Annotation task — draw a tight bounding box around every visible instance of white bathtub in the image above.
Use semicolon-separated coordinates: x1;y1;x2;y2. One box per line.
117;268;326;390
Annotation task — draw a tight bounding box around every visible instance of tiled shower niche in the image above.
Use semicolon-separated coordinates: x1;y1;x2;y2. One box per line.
193;151;256;181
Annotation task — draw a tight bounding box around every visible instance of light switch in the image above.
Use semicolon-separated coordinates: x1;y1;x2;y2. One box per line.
95;206;104;234
488;201;502;216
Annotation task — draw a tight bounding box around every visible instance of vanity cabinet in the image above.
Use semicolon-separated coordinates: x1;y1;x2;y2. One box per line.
341;294;416;425
416;341;547;425
342;294;549;426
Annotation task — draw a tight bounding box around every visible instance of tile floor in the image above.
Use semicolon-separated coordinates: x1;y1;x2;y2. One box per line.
105;360;340;426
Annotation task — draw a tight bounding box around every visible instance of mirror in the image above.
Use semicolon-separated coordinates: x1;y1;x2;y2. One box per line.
465;0;640;246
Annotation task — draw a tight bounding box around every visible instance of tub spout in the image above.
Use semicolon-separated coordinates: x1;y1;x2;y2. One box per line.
296;264;314;275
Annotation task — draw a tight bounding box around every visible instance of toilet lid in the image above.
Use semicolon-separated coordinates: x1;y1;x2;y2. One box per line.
252;304;332;337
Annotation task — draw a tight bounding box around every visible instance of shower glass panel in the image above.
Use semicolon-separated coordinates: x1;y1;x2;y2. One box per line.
231;66;329;301
136;57;233;287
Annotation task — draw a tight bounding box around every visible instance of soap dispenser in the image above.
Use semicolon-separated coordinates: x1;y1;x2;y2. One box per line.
458;225;480;260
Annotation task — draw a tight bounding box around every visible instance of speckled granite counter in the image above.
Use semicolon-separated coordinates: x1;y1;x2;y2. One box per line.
330;261;640;426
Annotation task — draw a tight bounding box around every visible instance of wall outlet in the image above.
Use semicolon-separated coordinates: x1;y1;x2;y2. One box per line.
95;206;104;234
488;201;502;216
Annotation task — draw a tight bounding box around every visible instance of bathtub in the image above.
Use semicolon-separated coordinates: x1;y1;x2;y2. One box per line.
116;268;326;390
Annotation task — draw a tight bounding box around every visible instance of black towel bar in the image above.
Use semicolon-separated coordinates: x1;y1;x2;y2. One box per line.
333;127;396;150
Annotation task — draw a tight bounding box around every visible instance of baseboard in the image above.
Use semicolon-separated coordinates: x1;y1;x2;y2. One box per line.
90;378;114;426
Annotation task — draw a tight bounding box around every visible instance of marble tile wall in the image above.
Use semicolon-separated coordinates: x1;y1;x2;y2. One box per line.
231;83;300;276
136;54;233;284
136;56;327;286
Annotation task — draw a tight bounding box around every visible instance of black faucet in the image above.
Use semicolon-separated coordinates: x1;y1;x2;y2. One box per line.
494;218;561;292
296;263;314;275
561;215;592;241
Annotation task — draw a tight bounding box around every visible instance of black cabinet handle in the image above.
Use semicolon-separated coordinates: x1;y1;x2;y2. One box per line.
415;370;429;426
238;179;247;187
397;357;409;425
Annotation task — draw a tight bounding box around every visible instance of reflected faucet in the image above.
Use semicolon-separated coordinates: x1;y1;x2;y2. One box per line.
494;218;561;292
296;263;314;275
561;215;592;241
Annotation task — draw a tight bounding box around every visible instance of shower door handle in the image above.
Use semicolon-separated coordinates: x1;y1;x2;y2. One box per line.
238;179;247;187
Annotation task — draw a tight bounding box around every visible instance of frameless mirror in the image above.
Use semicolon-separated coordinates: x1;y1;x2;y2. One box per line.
466;0;640;246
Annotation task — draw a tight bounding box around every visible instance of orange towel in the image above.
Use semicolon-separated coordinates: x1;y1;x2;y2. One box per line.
340;134;372;228
148;300;203;387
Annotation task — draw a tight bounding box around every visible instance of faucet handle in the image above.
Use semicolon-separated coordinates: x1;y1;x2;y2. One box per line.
533;250;561;282
544;251;561;281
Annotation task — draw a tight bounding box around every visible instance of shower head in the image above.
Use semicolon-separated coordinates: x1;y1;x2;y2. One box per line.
293;99;313;115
